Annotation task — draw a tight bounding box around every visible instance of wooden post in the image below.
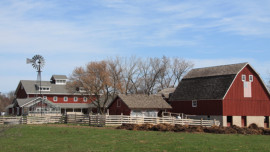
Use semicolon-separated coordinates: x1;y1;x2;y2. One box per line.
121;113;123;125
201;118;203;126
213;119;216;126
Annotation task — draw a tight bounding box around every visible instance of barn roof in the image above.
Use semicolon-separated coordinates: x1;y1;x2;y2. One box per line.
170;62;248;101
116;94;172;109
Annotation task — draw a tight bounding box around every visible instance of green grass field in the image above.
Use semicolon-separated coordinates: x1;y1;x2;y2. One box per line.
1;124;270;152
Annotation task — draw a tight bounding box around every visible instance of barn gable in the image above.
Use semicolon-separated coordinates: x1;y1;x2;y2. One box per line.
170;63;248;101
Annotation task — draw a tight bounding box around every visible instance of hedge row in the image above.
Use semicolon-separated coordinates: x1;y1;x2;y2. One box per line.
117;123;270;135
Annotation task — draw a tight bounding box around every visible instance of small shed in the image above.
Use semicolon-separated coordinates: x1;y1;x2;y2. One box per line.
108;94;172;117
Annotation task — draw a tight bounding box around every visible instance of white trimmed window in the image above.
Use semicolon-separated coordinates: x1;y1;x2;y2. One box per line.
83;97;87;102
43;96;47;100
64;96;68;102
74;97;78;102
53;96;58;102
192;100;197;107
249;75;253;82
242;75;246;81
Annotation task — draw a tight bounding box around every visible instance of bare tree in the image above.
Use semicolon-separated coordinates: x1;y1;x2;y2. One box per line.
171;58;194;87
0;91;15;112
122;56;140;94
67;56;194;114
68;60;123;114
138;57;165;95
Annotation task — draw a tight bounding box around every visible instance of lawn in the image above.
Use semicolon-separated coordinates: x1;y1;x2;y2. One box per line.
1;124;270;152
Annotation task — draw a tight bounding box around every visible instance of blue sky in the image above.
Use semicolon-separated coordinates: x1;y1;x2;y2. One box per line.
1;0;270;93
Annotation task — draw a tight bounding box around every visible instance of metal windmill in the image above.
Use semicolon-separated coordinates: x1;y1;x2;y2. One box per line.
26;55;45;115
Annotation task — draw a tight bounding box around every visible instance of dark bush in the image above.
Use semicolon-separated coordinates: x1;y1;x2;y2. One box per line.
248;123;259;130
204;126;226;134
152;123;174;131
137;124;154;131
186;126;204;133
174;124;187;132
263;128;270;135
116;123;139;130
117;123;270;135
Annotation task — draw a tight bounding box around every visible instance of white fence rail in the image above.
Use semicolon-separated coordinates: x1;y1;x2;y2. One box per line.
0;115;220;127
0;115;63;125
89;115;220;127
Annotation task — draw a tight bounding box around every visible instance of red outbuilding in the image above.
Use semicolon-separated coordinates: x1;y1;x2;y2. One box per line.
108;94;172;117
170;63;270;127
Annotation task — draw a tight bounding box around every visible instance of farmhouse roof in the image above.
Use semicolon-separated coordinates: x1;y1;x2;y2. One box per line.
117;94;172;109
51;75;68;80
170;62;248;101
19;80;70;94
16;97;39;107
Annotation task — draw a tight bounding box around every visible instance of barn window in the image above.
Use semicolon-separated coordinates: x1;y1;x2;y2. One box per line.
74;97;78;102
117;100;121;107
83;97;87;102
192;100;197;107
64;96;68;102
249;75;253;82
242;75;246;81
53;96;58;102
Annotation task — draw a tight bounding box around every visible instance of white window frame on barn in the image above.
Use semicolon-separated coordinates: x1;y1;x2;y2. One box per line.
83;97;87;102
53;96;58;102
249;75;253;82
64;96;68;102
74;97;78;102
242;74;246;81
192;100;197;107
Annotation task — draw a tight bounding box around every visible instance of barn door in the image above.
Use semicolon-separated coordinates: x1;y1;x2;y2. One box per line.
227;116;232;127
241;116;247;127
264;116;269;128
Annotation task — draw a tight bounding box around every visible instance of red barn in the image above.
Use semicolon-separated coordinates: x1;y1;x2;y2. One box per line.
108;94;172;117
7;75;95;115
170;63;270;127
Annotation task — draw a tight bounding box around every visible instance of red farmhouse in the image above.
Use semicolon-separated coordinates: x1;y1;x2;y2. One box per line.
8;75;94;115
170;63;270;127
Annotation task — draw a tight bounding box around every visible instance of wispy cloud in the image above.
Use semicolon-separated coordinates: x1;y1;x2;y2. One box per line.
0;0;270;92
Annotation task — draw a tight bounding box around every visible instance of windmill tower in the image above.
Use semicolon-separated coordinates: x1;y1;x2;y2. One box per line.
26;55;45;115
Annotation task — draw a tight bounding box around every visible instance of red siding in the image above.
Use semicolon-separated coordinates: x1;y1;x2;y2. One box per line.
28;94;95;104
108;97;131;115
223;65;270;116
16;84;28;98
171;100;223;115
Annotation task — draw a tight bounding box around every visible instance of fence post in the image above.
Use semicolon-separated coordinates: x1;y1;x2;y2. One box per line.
121;113;123;125
201;118;203;126
213;119;216;126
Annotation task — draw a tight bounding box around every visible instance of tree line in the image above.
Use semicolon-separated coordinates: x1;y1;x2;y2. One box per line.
67;56;194;113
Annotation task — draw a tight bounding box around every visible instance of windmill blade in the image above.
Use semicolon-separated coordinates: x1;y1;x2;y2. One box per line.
26;58;34;64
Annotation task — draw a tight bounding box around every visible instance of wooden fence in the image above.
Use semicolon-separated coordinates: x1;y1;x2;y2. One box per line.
0;115;63;125
0;115;220;127
89;115;220;127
